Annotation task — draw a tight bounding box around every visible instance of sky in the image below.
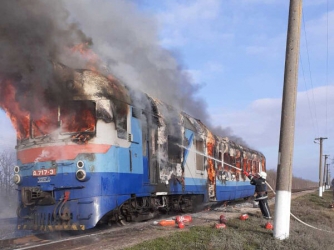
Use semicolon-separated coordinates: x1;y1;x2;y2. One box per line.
0;0;333;182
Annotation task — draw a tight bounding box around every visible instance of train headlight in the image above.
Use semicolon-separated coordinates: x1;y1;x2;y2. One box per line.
77;161;84;168
14;166;20;174
13;174;21;185
76;169;90;181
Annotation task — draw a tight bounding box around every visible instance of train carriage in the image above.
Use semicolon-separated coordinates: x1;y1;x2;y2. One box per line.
9;65;265;230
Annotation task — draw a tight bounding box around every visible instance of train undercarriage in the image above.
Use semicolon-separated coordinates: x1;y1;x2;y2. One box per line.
100;194;204;225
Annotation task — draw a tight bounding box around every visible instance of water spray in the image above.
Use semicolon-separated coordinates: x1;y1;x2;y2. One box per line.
178;143;333;233
177;144;241;171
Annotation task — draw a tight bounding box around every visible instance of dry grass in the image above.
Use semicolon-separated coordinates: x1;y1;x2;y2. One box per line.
126;190;334;250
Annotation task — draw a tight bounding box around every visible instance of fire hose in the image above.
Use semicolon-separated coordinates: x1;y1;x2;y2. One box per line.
178;144;333;233
221;160;334;233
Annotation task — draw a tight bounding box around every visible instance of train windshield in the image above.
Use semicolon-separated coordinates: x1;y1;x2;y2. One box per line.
60;101;96;134
28;101;96;139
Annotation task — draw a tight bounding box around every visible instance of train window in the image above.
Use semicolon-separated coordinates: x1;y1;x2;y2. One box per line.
224;153;230;170
31;107;58;138
196;140;204;171
247;159;252;172
243;159;247;172
231;155;236;165
60;101;96;133
168;135;182;163
261;158;266;172
252;161;256;173
109;99;128;139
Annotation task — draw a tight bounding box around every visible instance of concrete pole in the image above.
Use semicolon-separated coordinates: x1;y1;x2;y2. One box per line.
323;155;329;190
323;148;328;190
273;0;302;240
315;138;327;196
326;164;330;189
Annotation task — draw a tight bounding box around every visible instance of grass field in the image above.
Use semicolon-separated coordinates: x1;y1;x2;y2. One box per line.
126;190;334;250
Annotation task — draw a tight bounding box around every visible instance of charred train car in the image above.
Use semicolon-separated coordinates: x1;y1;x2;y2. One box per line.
12;66;266;230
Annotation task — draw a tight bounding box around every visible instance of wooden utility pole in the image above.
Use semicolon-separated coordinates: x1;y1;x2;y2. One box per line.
315;137;327;196
273;0;302;240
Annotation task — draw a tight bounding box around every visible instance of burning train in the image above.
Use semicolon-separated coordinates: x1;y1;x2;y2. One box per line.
2;64;265;231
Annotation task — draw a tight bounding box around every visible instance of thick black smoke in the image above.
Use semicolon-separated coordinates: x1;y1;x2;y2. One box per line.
0;0;92;110
0;0;247;145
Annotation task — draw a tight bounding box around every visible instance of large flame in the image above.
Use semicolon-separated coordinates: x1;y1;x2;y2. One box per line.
60;102;96;133
0;76;96;142
0;80;29;139
0;44;100;142
206;132;216;184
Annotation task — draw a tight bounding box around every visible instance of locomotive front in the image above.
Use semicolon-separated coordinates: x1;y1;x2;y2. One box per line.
12;69;131;231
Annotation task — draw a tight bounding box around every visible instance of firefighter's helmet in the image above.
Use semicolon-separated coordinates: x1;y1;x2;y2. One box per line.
258;171;267;180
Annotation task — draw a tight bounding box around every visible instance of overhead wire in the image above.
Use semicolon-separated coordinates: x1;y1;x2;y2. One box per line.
300;55;317;138
301;9;319;138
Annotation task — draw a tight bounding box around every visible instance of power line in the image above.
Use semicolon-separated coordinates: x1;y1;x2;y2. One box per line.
301;9;319;137
299;55;317;138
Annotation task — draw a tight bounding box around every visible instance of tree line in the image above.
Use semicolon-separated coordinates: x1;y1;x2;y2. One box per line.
0;149;16;197
266;169;318;190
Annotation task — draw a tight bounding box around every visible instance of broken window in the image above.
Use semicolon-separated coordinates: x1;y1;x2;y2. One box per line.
196;139;204;171
168;135;181;163
31;107;58;138
247;159;252;172
111;99;128;139
60;101;96;133
218;151;222;168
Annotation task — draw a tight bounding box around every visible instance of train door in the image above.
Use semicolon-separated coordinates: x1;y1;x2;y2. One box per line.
142;113;158;185
148;128;158;184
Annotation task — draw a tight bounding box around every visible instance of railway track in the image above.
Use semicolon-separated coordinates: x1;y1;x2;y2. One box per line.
0;188;317;250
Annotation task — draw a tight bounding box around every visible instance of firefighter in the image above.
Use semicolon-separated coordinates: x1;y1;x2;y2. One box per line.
243;171;272;219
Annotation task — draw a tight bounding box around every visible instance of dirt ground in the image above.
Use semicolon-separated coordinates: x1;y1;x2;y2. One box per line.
69;199;269;249
71;190;313;250
1;190;314;250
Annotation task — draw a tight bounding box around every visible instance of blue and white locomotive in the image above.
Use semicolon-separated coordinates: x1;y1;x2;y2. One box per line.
11;65;266;230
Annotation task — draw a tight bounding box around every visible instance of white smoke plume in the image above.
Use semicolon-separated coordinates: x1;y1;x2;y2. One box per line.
63;0;247;144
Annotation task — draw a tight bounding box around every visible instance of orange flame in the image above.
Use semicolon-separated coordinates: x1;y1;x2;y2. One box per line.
0;43;100;142
206;132;216;184
0;77;96;141
0;81;30;139
61;106;95;133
